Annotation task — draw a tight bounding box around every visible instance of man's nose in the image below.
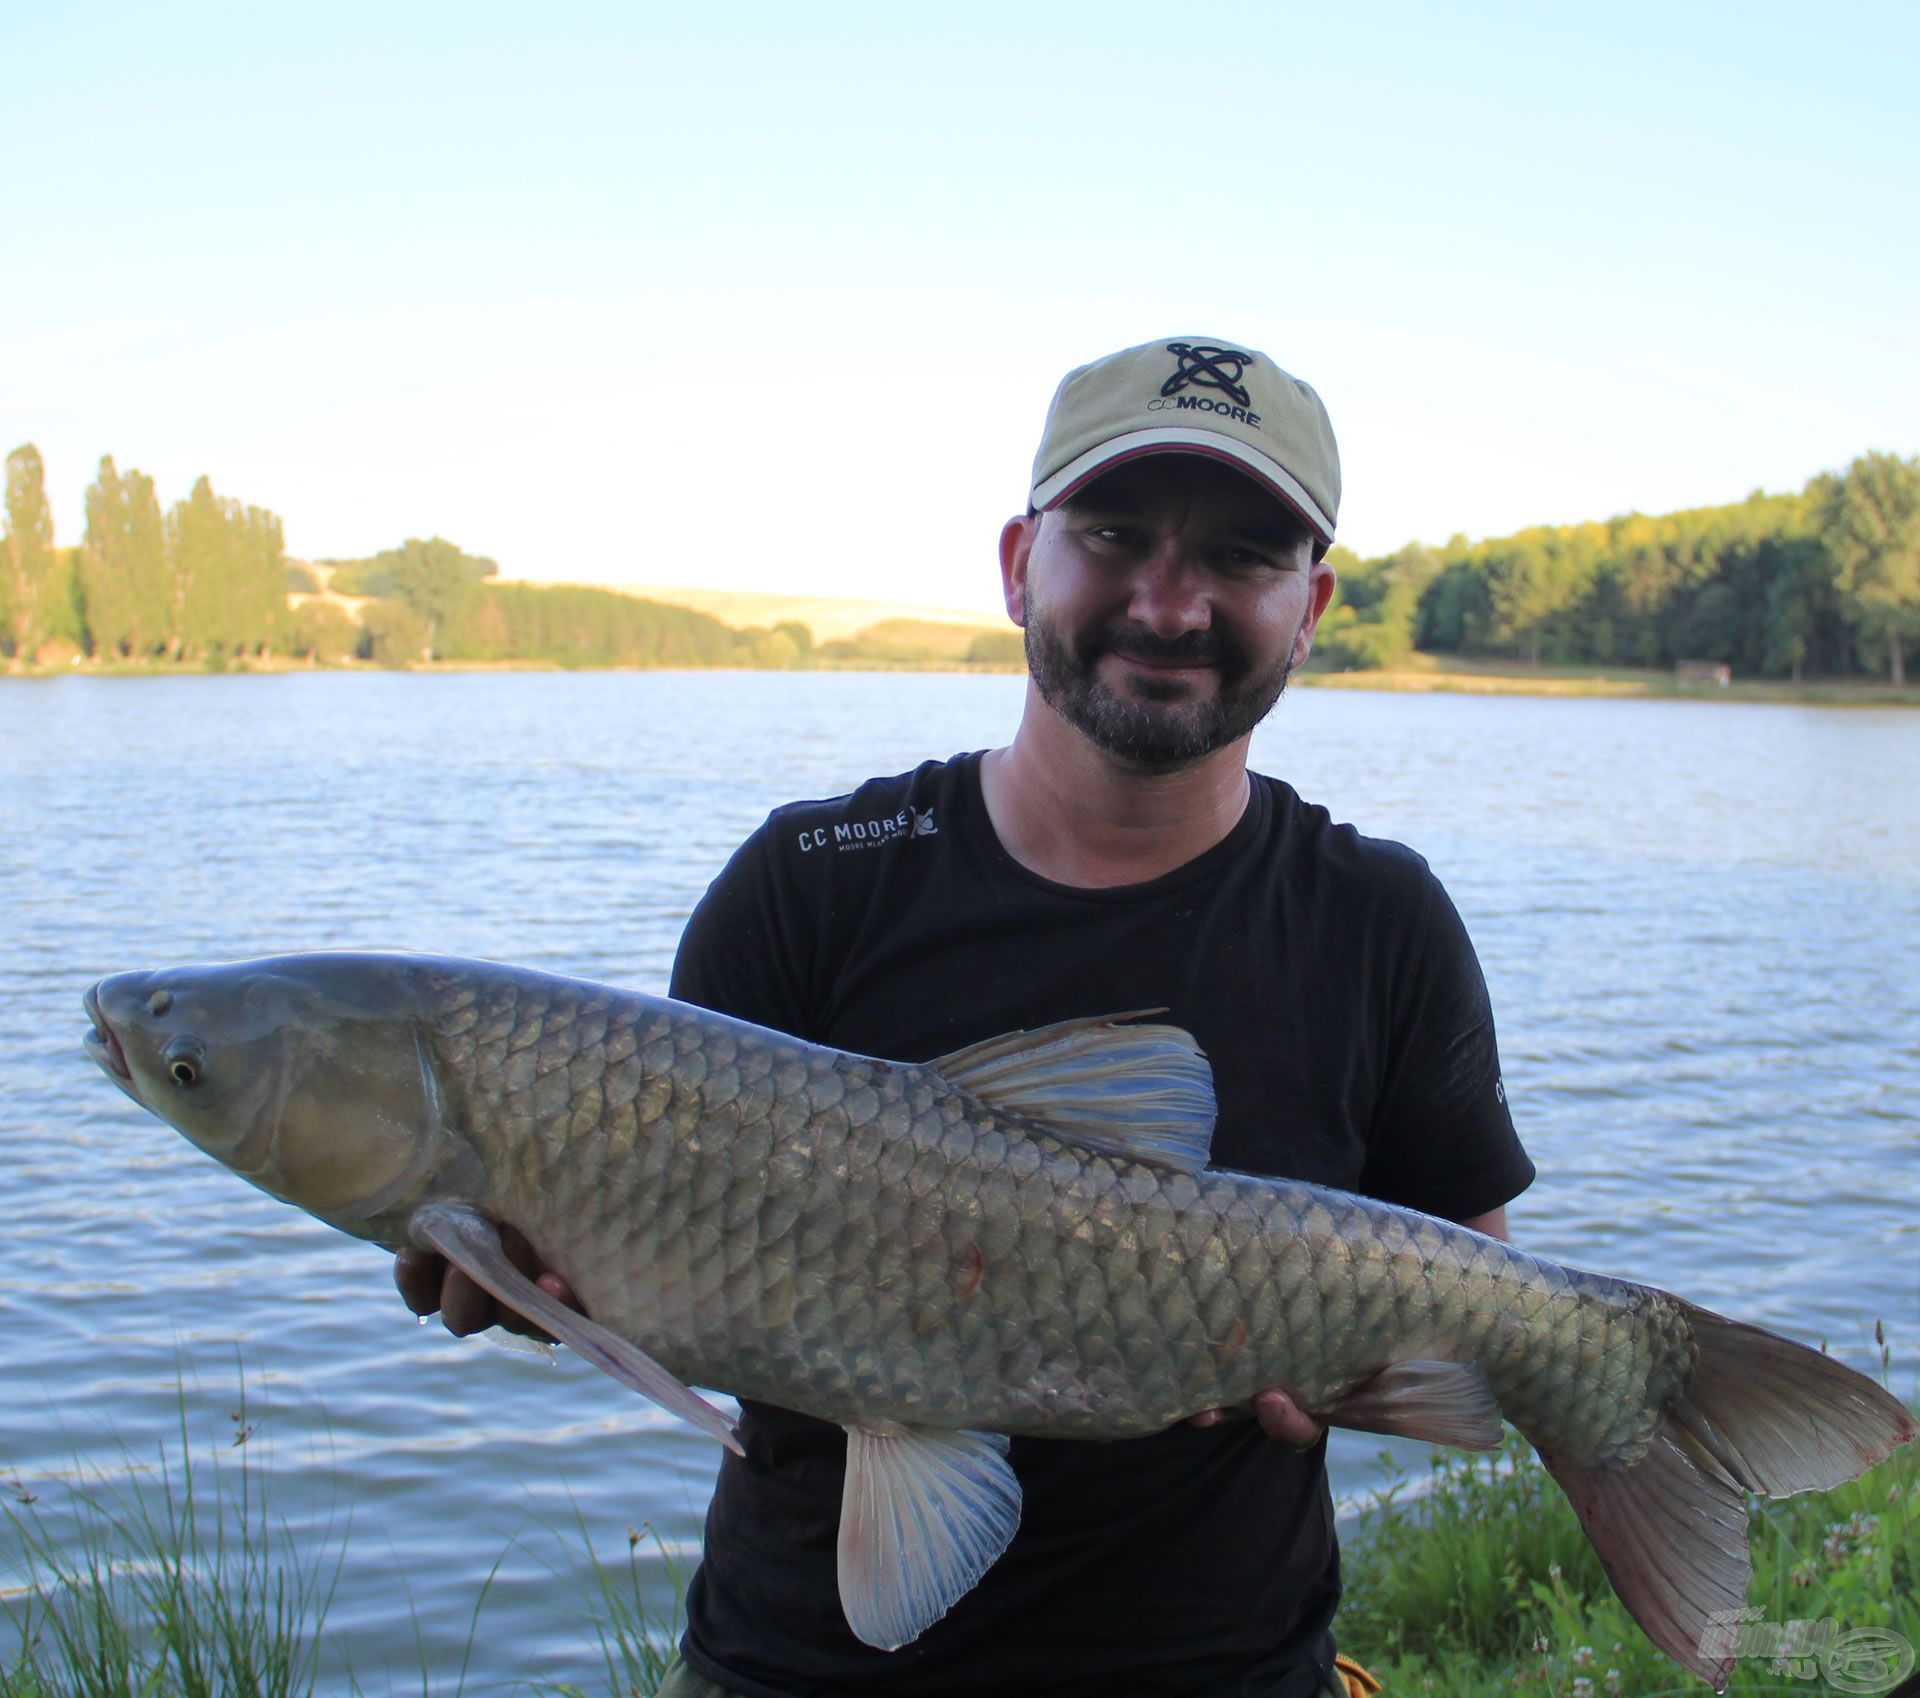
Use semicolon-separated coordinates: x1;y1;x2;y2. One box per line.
1126;550;1211;638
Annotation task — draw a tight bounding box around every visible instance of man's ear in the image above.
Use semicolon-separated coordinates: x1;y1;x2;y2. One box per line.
1291;552;1339;669
999;513;1037;628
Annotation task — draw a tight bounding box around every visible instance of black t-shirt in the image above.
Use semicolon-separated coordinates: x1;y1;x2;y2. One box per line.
668;753;1533;1698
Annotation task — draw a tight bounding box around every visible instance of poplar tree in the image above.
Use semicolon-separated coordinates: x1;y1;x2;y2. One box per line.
123;468;171;655
4;444;57;659
81;457;173;658
79;456;132;654
170;476;232;659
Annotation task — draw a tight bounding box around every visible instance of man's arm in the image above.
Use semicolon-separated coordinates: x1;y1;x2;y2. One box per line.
1188;1203;1512;1446
1458;1205;1508;1240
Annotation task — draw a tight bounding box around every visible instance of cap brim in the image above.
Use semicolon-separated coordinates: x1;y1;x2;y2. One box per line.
1030;428;1335;545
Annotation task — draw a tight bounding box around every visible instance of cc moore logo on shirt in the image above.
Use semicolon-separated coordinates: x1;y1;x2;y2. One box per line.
795;805;937;855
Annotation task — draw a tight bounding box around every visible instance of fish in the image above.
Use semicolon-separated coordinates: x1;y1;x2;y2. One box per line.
81;951;1911;1689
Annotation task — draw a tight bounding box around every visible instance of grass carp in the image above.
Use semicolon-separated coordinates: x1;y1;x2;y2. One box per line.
81;952;1911;1687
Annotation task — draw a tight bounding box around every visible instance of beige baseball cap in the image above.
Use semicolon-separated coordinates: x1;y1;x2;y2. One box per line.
1029;337;1341;550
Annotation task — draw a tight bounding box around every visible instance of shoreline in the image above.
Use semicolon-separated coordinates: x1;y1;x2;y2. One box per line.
6;654;1914;706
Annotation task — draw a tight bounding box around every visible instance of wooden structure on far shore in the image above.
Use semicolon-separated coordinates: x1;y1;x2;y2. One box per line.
1675;659;1732;686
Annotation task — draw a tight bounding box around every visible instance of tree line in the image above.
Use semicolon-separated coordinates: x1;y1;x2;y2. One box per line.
4;447;298;666
1313;452;1920;686
0;449;825;670
7;442;1916;682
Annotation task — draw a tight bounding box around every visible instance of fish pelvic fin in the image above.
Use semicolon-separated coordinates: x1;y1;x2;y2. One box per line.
408;1203;743;1457
836;1421;1021;1651
1540;1303;1913;1693
1311;1359;1503;1451
930;1012;1215;1173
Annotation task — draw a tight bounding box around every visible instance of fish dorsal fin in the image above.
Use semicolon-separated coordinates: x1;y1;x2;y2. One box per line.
930;1012;1215;1174
837;1421;1022;1649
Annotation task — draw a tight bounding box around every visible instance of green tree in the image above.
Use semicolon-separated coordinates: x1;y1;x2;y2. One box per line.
374;537;493;662
1478;528;1599;665
170;476;231;659
168;476;287;661
1313;542;1439;670
78;457;132;654
289;601;361;663
1816;452;1920;687
79;457;172;659
4;444;59;659
359;598;428;665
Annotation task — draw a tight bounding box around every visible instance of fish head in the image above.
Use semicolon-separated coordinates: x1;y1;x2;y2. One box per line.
84;954;453;1237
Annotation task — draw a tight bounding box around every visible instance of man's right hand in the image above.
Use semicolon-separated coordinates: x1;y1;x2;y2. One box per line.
393;1224;582;1340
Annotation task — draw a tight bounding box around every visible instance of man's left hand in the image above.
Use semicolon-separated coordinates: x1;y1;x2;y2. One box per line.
1187;1388;1324;1448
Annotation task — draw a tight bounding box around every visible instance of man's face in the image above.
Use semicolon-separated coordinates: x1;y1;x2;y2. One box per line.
1001;457;1337;771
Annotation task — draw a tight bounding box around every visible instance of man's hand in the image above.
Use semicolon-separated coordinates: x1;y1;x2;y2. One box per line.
393;1224;582;1341
1187;1388;1325;1448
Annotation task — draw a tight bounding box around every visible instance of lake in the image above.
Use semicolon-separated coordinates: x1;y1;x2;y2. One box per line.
3;671;1916;1692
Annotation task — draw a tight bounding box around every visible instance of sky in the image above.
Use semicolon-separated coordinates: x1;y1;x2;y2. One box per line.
6;1;1917;620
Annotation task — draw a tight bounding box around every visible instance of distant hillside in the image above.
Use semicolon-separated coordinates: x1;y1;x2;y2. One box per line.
587;584;1005;644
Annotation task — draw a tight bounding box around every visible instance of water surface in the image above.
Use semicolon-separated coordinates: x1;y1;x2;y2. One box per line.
3;673;1915;1690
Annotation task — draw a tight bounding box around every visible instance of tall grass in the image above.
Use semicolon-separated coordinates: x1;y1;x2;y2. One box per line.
1;1384;684;1698
6;1366;1911;1697
537;1517;684;1698
0;1393;346;1698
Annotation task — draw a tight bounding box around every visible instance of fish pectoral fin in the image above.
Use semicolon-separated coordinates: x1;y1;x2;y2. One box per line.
836;1421;1021;1651
1313;1359;1503;1451
408;1203;743;1458
930;1012;1215;1173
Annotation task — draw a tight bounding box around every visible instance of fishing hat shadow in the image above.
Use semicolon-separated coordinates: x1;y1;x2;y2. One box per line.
1029;337;1341;557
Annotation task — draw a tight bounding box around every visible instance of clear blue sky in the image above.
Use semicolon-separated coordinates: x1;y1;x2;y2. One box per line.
6;1;1915;617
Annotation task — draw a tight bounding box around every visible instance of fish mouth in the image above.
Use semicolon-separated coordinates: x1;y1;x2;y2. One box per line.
83;984;132;1082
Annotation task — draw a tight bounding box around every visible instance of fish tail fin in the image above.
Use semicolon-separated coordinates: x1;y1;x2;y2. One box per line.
1538;1302;1913;1693
1666;1303;1913;1495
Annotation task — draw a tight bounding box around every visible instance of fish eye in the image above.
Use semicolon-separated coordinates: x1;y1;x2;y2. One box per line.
147;989;174;1017
163;1036;204;1088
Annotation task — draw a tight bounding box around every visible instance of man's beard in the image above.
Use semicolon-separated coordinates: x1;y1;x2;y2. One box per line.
1023;610;1299;771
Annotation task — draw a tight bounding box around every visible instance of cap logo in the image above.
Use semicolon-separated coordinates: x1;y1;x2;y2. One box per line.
1161;343;1255;409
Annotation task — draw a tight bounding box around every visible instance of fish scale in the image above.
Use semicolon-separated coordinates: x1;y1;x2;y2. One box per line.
84;951;1913;1685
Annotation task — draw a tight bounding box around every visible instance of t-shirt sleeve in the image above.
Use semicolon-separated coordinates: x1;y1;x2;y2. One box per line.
1356;865;1535;1222
669;813;820;1039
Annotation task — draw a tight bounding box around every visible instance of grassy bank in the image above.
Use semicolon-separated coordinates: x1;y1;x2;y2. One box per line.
6;1390;1914;1697
1339;1421;1916;1696
1300;652;1919;706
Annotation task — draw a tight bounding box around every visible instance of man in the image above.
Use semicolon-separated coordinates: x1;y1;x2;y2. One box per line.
398;336;1533;1697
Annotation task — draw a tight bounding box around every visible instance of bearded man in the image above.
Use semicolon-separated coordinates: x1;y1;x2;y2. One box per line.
399;336;1534;1698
